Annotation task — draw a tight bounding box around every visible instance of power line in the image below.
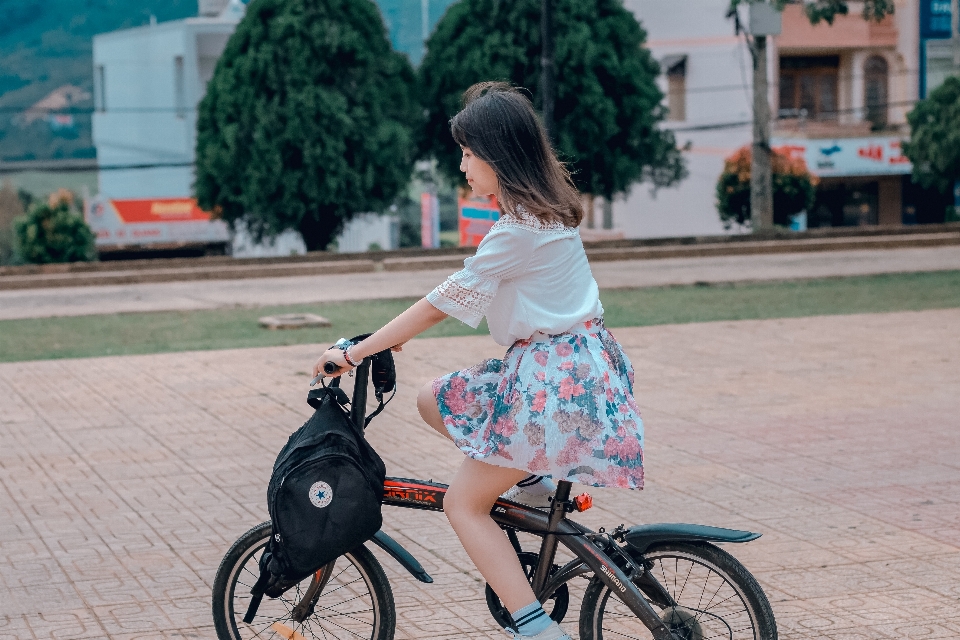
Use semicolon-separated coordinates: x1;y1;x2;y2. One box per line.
0;106;195;115
0;65;931;114
3;97;921;171
0;161;193;175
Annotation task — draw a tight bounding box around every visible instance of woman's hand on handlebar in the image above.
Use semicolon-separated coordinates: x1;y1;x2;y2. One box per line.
313;348;352;378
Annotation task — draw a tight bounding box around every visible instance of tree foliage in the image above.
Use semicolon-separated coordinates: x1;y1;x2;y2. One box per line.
418;0;686;199
195;0;419;251
14;192;96;264
716;145;816;228
903;76;960;196
727;0;894;25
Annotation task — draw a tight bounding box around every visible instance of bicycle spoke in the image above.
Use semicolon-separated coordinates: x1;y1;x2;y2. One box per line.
595;549;765;640
311;616;376;640
676;559;694;602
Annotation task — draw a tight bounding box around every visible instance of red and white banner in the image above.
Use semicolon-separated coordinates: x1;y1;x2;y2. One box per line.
772;136;911;178
84;197;230;247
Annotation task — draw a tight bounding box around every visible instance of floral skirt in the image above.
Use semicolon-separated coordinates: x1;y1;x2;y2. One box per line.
432;318;644;489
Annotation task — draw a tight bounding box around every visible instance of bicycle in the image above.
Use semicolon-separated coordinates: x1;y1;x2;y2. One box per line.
212;355;778;640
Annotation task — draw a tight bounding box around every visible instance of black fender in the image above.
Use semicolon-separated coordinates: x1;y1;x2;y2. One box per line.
369;530;433;583
624;523;760;555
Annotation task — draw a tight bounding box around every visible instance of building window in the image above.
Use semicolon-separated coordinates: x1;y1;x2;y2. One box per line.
174;55;186;118
779;55;839;120
662;54;687;122
95;65;106;112
864;55;889;130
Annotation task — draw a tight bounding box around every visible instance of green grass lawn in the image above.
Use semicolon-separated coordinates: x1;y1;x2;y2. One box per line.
2;270;959;363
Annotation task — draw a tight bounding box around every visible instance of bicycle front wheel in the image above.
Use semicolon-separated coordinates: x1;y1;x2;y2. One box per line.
579;542;776;640
212;521;396;640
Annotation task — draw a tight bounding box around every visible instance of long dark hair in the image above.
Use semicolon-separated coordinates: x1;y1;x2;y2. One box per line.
450;82;583;227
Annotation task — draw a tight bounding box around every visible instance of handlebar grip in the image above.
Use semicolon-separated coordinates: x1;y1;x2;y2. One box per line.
323;361;339;374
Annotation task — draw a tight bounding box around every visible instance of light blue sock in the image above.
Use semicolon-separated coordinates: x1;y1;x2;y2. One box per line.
511;600;551;636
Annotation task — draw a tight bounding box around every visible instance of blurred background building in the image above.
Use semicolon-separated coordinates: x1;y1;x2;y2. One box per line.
614;0;947;238
3;0;957;258
614;0;755;239
87;0;455;256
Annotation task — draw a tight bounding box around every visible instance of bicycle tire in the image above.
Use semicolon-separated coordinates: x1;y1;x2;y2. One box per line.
579;542;777;640
212;521;396;640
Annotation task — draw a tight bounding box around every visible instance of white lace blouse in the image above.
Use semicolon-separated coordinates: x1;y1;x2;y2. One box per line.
426;210;604;346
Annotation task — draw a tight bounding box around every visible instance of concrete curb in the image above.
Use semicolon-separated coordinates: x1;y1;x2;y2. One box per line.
0;259;376;291
2;231;958;291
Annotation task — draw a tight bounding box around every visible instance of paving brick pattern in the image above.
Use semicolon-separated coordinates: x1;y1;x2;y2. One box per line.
1;309;958;638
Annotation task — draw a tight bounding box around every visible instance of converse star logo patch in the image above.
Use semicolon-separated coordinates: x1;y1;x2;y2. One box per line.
309;481;333;509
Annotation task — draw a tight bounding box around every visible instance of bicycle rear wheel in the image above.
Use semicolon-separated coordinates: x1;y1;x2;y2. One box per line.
212;521;395;640
579;542;776;640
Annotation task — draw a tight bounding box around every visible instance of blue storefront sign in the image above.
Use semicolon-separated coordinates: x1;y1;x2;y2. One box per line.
921;0;952;38
920;1;957;96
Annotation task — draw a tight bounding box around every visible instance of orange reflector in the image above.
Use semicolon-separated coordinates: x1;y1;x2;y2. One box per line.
573;493;593;512
270;622;308;640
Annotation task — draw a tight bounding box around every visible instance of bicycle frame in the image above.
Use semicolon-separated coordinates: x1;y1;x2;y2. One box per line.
340;356;703;640
382;477;680;640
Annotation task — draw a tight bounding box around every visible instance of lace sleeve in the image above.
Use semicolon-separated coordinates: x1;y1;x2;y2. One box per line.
426;268;498;328
425;225;535;327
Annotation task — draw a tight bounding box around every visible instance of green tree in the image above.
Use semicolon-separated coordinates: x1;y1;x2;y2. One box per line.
418;0;686;201
728;0;895;24
195;0;419;251
903;76;960;201
14;194;96;264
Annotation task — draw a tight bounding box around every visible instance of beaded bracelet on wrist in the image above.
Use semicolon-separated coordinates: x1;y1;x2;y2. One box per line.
343;346;361;368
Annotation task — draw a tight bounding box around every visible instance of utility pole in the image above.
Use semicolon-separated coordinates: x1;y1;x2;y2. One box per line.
750;34;773;231
540;0;555;140
737;1;781;232
953;0;960;67
953;0;960;219
421;0;430;64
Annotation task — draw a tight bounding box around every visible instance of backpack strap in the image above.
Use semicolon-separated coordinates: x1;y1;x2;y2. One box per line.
307;386;350;412
364;386;396;427
242;538;277;623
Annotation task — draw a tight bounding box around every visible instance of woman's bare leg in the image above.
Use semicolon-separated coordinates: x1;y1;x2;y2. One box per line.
445;457;537;612
417;380;451;440
418;380;537;611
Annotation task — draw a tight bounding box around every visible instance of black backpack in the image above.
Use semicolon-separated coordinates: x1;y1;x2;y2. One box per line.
243;348;392;623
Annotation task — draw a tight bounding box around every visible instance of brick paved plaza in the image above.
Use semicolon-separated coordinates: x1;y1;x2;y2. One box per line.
1;309;958;638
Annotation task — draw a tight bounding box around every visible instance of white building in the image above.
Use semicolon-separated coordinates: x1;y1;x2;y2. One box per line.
614;0;756;238
91;0;395;256
92;5;238;200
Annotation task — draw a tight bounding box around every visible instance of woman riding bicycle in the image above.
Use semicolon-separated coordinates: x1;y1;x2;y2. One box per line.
314;81;644;640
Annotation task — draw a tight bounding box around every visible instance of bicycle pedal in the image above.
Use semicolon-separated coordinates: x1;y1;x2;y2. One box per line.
573;493;593;512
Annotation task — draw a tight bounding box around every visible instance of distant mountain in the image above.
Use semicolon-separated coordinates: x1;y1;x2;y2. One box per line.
0;0;457;163
0;0;199;161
